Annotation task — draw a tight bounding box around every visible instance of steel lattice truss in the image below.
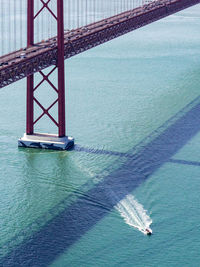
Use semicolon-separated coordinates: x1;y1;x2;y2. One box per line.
0;0;200;89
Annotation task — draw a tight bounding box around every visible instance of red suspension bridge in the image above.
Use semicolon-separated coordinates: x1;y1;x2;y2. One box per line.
0;0;199;150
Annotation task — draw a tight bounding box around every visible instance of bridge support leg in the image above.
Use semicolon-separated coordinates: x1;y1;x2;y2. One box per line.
18;0;74;150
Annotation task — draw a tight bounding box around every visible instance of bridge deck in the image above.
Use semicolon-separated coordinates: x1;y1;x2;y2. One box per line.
0;0;200;89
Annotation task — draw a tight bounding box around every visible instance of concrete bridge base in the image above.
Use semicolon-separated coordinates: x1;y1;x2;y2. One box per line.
18;133;74;150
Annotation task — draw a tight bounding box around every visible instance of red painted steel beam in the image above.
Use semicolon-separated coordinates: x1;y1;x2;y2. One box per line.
27;0;34;46
25;0;66;137
57;0;66;137
26;0;34;135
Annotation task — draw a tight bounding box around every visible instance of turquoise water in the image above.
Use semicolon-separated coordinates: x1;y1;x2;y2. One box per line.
1;5;200;266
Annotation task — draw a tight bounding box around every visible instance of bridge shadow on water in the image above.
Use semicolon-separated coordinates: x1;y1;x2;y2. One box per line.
2;96;200;266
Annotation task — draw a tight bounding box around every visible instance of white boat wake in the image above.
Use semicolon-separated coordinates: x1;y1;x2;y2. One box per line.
115;194;152;235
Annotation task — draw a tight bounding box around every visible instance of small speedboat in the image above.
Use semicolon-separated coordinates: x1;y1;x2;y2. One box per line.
145;228;152;235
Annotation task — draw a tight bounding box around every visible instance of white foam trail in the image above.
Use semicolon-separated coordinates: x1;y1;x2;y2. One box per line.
115;194;152;234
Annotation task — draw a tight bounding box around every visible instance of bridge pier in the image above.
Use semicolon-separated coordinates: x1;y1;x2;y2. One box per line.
18;0;74;150
19;133;74;150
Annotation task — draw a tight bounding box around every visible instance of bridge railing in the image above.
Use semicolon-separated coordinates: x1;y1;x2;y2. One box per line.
0;0;156;58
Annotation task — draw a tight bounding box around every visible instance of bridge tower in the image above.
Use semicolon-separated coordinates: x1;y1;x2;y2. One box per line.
18;0;74;150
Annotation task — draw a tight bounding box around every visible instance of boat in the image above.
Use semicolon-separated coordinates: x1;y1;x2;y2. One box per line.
145;228;152;235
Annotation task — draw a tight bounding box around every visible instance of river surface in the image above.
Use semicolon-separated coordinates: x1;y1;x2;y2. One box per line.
1;4;200;267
